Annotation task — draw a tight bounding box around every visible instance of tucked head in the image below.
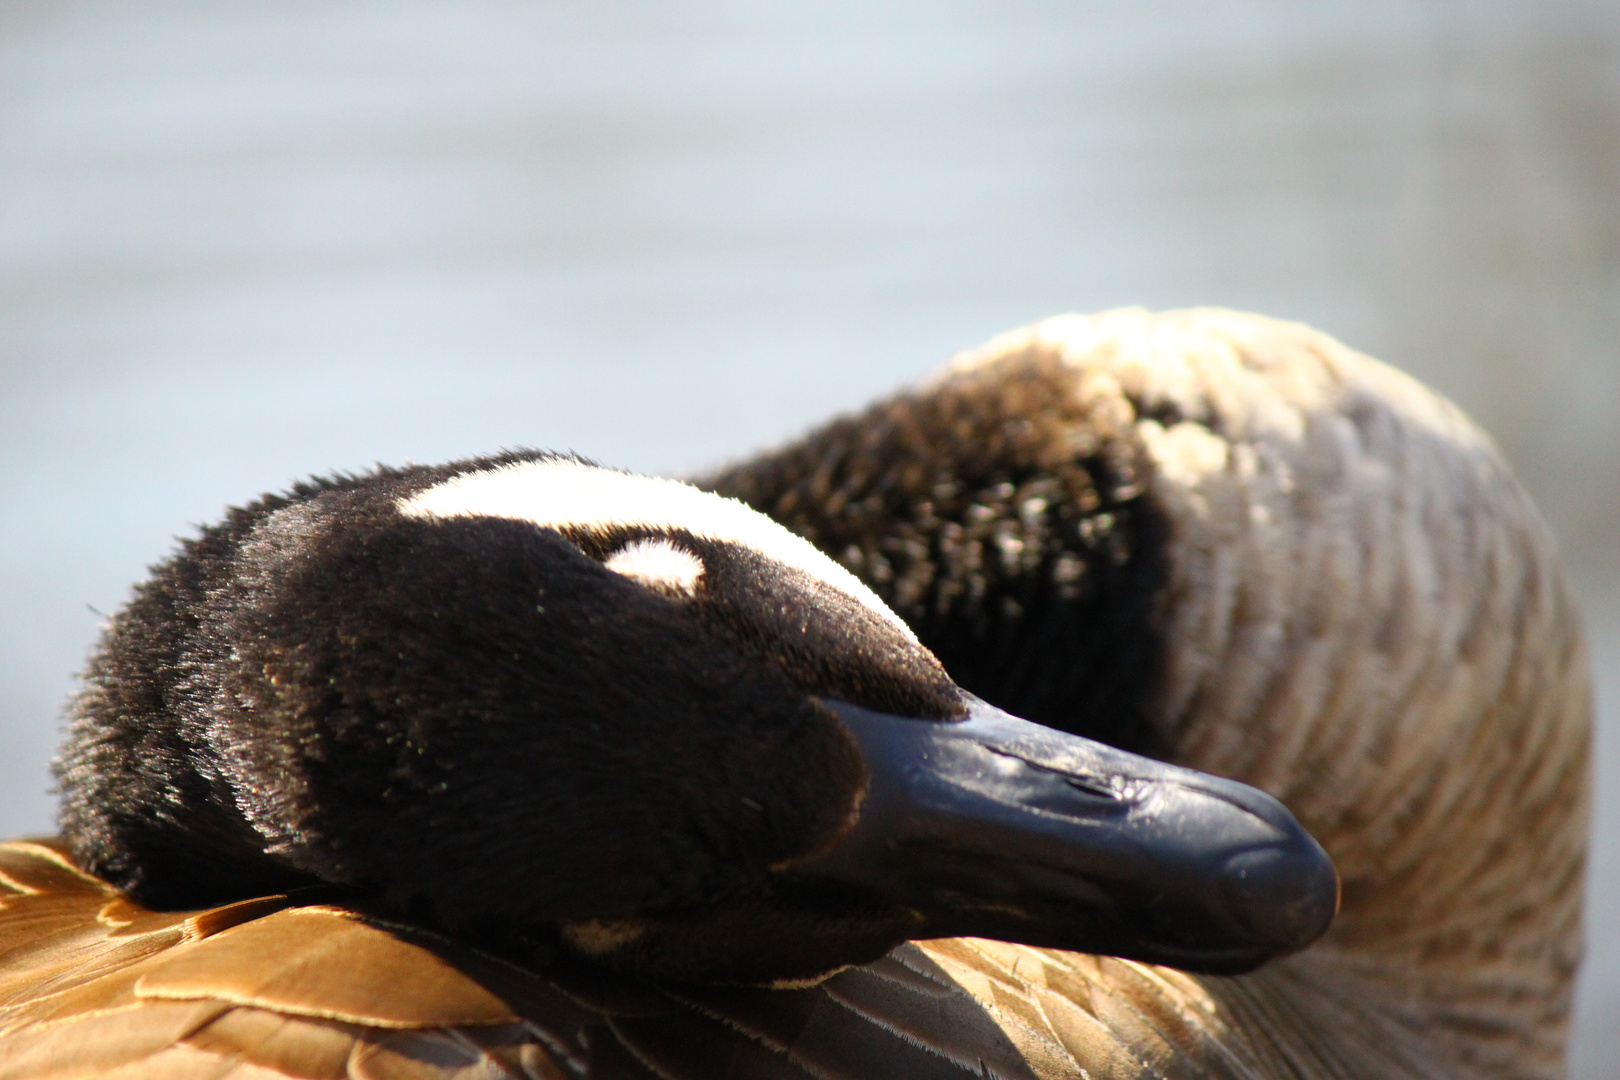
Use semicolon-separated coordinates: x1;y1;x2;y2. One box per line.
56;452;1335;984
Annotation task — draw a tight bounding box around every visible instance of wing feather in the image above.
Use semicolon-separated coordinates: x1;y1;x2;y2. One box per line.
181;1008;362;1080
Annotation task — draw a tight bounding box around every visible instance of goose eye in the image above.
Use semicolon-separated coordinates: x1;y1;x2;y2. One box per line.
604;538;705;597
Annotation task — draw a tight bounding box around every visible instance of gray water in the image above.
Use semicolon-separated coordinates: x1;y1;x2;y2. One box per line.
2;2;1616;1071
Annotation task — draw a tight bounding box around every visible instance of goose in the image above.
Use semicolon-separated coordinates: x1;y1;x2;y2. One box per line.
0;308;1586;1080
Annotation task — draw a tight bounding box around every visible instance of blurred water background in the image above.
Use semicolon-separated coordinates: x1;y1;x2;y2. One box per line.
1;1;1616;1071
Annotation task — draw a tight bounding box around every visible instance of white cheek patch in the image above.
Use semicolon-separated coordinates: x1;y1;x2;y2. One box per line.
605;538;705;597
399;459;916;641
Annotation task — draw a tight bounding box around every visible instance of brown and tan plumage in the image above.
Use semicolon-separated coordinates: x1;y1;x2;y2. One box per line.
711;309;1589;1080
0;309;1587;1079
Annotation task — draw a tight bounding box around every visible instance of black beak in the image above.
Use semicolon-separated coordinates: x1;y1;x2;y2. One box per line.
792;697;1338;974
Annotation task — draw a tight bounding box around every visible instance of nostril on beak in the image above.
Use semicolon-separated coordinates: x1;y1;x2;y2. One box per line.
1220;841;1340;951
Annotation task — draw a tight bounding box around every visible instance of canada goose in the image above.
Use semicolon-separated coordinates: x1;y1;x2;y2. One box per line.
0;309;1586;1080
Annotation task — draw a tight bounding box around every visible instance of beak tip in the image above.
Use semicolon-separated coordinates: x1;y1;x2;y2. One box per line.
1218;838;1340;953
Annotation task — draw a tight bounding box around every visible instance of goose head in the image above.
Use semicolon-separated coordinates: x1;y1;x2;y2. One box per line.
56;452;1336;986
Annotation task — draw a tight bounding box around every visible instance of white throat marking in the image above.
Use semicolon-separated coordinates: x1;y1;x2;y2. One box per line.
605;538;705;597
399;460;916;640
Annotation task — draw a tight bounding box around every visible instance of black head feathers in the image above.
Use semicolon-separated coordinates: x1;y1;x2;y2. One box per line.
56;449;1335;984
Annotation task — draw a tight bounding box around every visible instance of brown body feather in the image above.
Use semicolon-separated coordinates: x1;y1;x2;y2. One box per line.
0;310;1587;1078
